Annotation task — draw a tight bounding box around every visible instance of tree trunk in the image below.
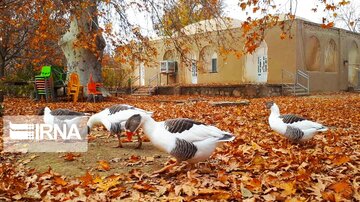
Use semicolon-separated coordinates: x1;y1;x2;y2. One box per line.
0;59;4;78
0;50;5;78
59;0;106;96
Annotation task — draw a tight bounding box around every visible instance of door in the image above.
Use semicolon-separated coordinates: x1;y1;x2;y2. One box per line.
191;60;198;84
140;63;145;86
257;56;268;83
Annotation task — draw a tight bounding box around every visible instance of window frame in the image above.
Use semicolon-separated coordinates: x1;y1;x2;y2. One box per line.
210;53;218;73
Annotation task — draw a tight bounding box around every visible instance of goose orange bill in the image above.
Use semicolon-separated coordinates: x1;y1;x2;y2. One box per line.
126;131;134;141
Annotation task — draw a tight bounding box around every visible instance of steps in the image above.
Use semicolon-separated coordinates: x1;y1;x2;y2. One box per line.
281;69;310;96
130;74;159;96
131;87;156;96
282;84;309;96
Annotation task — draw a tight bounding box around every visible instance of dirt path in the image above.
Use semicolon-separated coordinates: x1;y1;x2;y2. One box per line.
21;131;170;177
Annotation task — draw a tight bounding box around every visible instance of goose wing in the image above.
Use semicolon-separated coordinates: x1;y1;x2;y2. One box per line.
164;118;203;133
51;109;85;122
51;109;85;116
108;104;153;116
280;114;326;131
108;104;135;114
163;118;233;142
279;114;305;124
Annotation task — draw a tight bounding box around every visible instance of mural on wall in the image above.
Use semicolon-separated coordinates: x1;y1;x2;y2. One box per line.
306;36;321;71
245;41;268;83
324;39;338;72
348;41;360;87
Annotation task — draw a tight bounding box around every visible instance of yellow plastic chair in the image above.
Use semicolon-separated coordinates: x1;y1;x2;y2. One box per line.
67;73;83;102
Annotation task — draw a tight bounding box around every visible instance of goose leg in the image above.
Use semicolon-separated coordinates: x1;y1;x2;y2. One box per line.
152;161;179;174
113;133;123;148
135;132;142;149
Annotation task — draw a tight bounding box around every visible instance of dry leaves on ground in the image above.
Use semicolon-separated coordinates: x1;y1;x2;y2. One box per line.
0;93;359;201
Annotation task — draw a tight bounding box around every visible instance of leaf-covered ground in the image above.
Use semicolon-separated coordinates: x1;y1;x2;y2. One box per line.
0;93;359;201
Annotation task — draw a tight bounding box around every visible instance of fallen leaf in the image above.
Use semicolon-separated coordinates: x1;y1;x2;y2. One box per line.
53;176;67;186
328;181;353;198
98;160;111;171
97;176;121;191
128;155;141;163
133;182;157;192
332;156;350;166
78;171;93;186
322;191;335;201
279;181;296;196
62;153;80;161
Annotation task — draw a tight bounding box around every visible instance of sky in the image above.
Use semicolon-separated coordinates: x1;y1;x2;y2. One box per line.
223;0;333;24
126;0;352;36
103;0;355;53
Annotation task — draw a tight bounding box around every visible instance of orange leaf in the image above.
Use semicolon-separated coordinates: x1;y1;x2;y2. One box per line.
339;0;350;6
54;176;67;186
98;160;111;171
78;171;94;186
241;21;252;33
321;22;334;29
133;182;157;192
62;153;80;161
128;155;141;163
198;188;232;199
240;3;247;10
328;181;353;198
321;191;335;201
332;156;350;166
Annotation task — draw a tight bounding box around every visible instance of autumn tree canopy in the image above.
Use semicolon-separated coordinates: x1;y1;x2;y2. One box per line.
0;0;66;78
0;0;351;84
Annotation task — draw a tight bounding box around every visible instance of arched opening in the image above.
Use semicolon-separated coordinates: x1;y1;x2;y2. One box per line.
348;41;360;87
199;46;217;73
244;41;268;83
306;36;321;71
324;39;338;72
163;50;175;60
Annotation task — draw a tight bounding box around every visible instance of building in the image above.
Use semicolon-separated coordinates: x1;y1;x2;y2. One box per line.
131;17;360;94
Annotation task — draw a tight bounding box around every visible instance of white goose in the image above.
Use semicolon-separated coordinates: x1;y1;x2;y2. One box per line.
266;101;328;143
87;104;153;148
39;107;86;125
38;107;88;135
124;113;235;173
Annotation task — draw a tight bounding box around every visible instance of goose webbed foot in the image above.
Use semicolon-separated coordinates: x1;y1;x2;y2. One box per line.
112;133;123;148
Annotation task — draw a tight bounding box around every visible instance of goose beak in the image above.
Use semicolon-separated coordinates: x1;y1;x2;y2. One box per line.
126;131;134;141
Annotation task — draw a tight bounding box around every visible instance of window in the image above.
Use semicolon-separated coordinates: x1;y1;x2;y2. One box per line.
210;53;218;73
